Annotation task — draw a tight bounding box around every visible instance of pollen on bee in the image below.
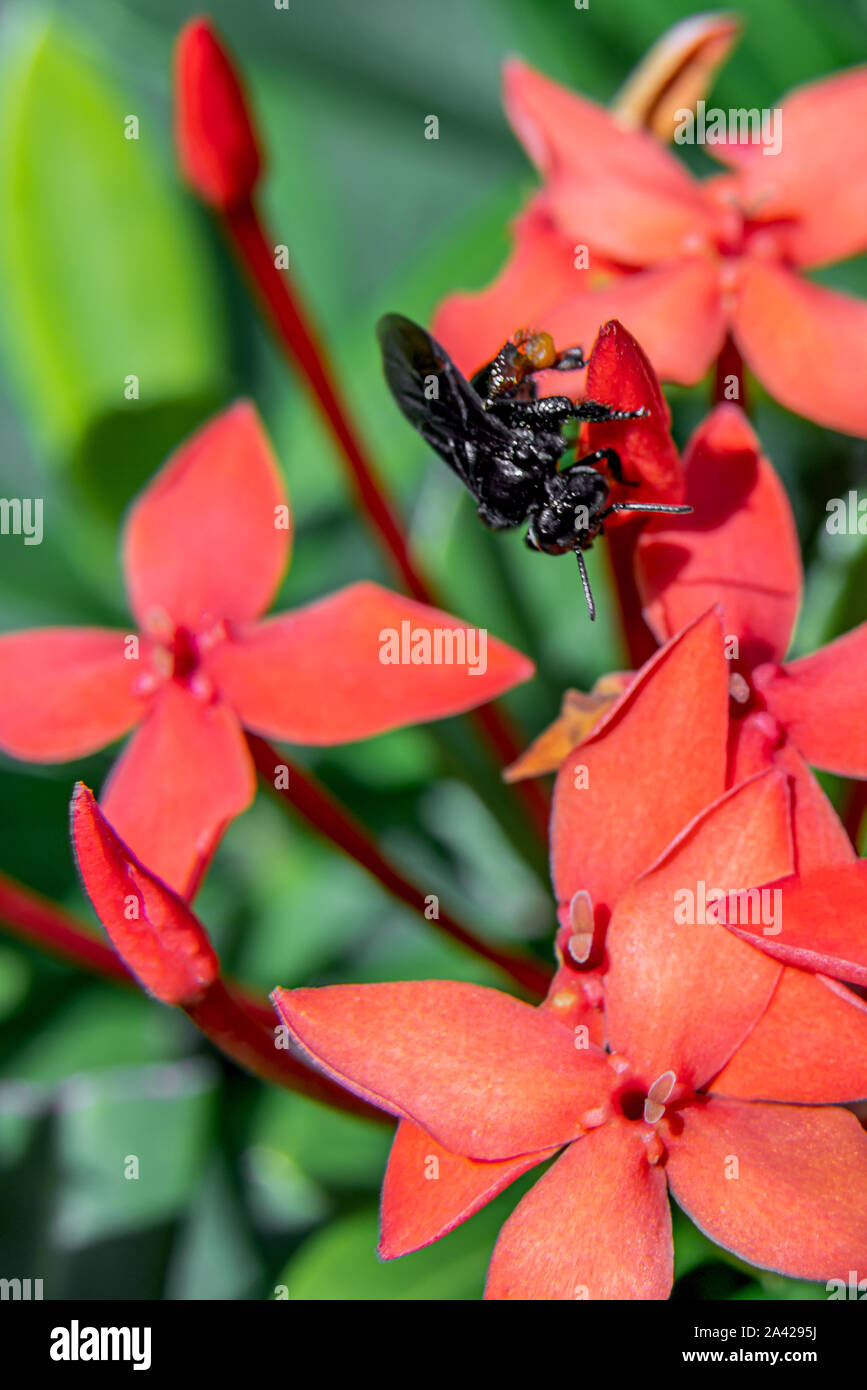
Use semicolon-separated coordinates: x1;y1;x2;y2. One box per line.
523;331;557;370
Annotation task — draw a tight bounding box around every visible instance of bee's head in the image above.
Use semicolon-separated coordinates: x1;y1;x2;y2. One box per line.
532;468;610;554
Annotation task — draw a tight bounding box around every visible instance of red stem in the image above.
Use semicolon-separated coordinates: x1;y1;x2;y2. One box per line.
225;200;426;601
247;734;551;999
184;979;385;1122
0;867;381;1118
0;870;130;985
843;779;867;853
222;197;550;843
607;518;659;669
714;334;749;412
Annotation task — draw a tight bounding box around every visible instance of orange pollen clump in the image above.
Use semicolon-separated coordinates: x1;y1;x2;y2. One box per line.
522;331;557;370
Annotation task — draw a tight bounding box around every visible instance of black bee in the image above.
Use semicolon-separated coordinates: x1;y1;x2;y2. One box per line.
377;313;691;619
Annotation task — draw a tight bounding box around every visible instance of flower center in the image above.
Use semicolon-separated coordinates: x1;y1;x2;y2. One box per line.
612;1068;680;1163
134;610;228;703
171;625;200;682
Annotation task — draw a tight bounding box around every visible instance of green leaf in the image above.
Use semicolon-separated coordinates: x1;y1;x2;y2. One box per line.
2;985;186;1083
166;1158;265;1300
53;1056;217;1246
252;1088;391;1192
0;6;227;487
278;1195;515;1300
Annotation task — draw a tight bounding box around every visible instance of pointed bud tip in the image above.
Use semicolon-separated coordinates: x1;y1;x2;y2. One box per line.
72;789;220;1006
174;18;262;210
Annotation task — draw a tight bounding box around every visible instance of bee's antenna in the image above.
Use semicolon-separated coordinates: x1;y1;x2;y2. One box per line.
608;503;693;516
575;549;596;621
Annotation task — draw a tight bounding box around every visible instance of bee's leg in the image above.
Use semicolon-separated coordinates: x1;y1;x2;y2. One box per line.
524;513;542;551
573;398;650;423
490;395;579;428
563;448;638;486
553;346;587;371
601;501;693;520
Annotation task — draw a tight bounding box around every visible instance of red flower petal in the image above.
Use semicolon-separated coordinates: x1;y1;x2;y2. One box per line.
724;860;867;989
502;60;716;266
174;19;261;211
124;402;289;634
431;196;600;380
717;68;867;269
605;771;791;1089
271;981;611;1161
203;582;534;744
379;1120;551;1259
71;784;219;1005
537;259;727;387
0;628;143;761
636;405;801;668
711;969;867;1105
583;320;684;506
755;622;867;778
551;608;728;926
731;725;856;874
485;1120;672;1300
666;1098;867;1282
100;683;255;897
734;262;867;437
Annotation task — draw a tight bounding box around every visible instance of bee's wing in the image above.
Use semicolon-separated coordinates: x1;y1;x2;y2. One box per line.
377;314;512;498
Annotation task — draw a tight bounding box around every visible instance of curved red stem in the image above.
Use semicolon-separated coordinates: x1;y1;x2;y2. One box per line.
247;734;551;999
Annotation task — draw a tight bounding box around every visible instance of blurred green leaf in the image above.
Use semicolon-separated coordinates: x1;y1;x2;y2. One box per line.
53;1056;217;1246
166;1157;264;1299
279;1198;508;1300
0;5;227;492
2;986;185;1083
252;1088;391;1192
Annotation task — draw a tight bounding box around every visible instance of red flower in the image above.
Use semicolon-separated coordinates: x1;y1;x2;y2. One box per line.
634;403;867;860
272;608;867;1295
714;859;867;998
71;784;218;1006
273;761;867;1297
175;18;261;211
0;403;533;895
435;61;867;437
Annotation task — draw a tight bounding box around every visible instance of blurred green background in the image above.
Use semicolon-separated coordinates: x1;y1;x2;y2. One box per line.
0;0;864;1300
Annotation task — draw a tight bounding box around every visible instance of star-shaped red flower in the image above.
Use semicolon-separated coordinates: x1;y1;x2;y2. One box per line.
0;403;533;894
634;402;866;868
273;758;867;1298
272;602;867;1296
435;61;867;437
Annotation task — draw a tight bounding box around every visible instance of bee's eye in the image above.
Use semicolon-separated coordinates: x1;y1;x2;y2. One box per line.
523;332;557;370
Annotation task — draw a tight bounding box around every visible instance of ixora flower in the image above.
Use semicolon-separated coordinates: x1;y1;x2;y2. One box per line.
514;404;864;866
0;403;533;895
273;608;867;1296
634;403;867;853
434;61;867;437
543;600;867;1078
273;759;867;1299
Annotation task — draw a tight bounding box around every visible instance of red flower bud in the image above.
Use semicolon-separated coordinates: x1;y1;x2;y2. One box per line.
71;784;220;1005
584;319;685;507
174;18;262;211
